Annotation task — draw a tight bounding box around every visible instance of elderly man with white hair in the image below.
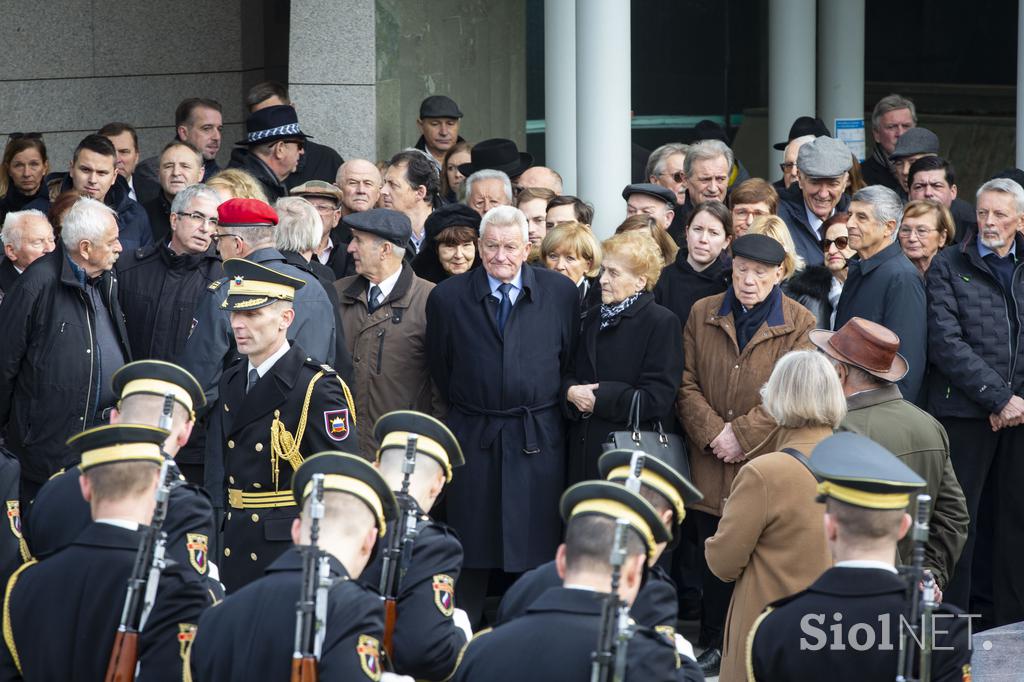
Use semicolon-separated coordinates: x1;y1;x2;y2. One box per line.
0;197;131;503
464;169;513;217
0;209;55;300
834;184;926;403
425;205;579;626
926;177;1024;628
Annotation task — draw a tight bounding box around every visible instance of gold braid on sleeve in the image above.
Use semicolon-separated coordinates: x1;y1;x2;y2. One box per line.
270;370;325;491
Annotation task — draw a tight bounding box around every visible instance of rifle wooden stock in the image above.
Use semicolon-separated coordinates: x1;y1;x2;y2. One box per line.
104;630;139;682
383;597;397;660
291;656;318;682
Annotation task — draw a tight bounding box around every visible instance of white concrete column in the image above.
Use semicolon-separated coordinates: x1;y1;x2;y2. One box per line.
769;0;816;171
1017;0;1024;168
545;0;577;195
818;0;865;160
576;0;630;238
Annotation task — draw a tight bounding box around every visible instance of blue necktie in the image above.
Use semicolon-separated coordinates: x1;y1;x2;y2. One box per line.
247;368;259;394
496;283;513;333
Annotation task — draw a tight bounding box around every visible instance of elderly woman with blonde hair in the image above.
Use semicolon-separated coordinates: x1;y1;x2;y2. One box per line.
206;168;269;203
563;229;685;485
540;220;602;311
705;349;845;681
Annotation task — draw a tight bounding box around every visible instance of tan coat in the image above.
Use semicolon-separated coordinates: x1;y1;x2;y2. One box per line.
676;291;816;515
705;426;835;682
336;264;443;457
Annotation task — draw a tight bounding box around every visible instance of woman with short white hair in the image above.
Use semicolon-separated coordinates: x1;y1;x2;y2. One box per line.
705;349;846;682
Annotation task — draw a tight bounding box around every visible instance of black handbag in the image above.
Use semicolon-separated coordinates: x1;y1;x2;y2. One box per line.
603;392;691;481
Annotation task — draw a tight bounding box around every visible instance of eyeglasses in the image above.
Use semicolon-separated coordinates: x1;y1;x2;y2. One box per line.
177;211;219;228
279;139;305;151
898;226;937;238
659;171;686;183
779;162;796;173
822;236;850;251
210;233;240;244
7;132;42;140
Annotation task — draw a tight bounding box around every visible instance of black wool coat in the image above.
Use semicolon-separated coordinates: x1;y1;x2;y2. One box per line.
563;293;684;486
426;265;579;572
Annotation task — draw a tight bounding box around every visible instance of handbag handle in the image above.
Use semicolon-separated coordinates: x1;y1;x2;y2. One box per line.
629;391;642;443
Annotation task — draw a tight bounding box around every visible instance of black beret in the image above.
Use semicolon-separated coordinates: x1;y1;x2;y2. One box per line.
343;208;413;248
424;203;482;241
621;183;675;208
291;452;400;537
730;233;786;266
419;95;463;119
112;360;206;418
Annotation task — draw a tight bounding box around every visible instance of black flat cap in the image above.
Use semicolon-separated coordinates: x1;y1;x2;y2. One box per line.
774;116;830;150
458;138;534;179
419;95;463;120
292;452;400;537
68;424;169;471
424;203;482;240
374;410;464;482
343;208;413;248
220;258;305;311
890;127;939;159
810;433;925;510
112;360;206;419
731;233;786;266
622;183;676;208
560;481;670;561
598;449;702;527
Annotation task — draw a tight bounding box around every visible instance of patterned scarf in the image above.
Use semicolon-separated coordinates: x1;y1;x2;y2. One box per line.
599;292;641;329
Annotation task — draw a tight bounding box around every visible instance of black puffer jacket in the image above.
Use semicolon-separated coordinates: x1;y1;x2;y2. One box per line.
0;245;131;482
926;230;1024;419
653;247;730;331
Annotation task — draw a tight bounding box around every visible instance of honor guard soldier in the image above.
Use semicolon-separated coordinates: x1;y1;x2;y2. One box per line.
452;481;703;682
359;411;470;681
27;360;221;592
747;433;972;682
0;449;26;593
498;448;702;658
214;258;359;592
189;452;399;681
0;425;212;680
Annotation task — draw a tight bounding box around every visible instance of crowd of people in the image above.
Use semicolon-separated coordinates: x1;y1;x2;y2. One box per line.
0;82;1016;681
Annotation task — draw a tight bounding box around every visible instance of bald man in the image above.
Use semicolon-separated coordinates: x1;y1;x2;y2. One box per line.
514;166;563;195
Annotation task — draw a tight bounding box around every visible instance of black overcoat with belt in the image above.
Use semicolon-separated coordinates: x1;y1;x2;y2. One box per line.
425;264;579;572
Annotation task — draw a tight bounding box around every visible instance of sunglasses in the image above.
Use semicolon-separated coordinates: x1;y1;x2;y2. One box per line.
660;171;686;183
8;132;42;140
822;236;850;251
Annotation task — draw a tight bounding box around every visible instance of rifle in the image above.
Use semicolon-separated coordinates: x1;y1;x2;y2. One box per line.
104;395;176;682
591;518;629;682
896;493;932;682
291;472;329;682
379;435;419;661
625;451;645;495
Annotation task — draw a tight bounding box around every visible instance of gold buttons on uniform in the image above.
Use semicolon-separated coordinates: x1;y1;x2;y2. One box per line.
251;513;259;522
224;547;231;557
250;553;258;561
255;443;263;452
253;482;262;489
227;440;235;449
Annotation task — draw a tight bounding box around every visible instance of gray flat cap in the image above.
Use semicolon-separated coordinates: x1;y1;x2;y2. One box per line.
797;136;853;178
343;208;412;247
889;127;939;159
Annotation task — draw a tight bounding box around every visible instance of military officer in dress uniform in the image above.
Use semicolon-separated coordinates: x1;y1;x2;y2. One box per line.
359;410;470;681
214;258;359;592
497;447;701;658
747;433;972;682
26;360;220;594
189;452;399;681
0;449;27;593
0;424;212;681
452;481;703;682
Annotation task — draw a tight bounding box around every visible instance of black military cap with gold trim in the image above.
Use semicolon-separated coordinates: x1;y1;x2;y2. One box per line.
373;410;464;483
112;360;206;421
810;432;925;510
67;424;170;472
292;452;400;537
598;449;702;529
220;258;306;312
560;481;670;562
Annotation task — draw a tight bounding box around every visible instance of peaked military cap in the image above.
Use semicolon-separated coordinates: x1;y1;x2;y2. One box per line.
292;452;400;537
621;183;676;208
220;258;306;311
598;449;702;526
731;233;786;266
373;410;464;483
112;360;206;420
342;208;413;248
810;432;926;510
560;481;670;561
217;198;278;227
68;424;169;472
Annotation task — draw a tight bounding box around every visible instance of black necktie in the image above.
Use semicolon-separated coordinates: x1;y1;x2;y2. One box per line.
247;368;259;394
496;283;513;333
368;284;382;313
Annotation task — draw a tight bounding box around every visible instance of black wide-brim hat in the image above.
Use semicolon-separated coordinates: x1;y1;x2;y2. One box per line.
236;104;313;146
457;138;534;179
292;452;400;538
773;115;830;150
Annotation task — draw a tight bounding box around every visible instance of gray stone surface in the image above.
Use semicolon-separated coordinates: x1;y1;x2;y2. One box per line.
971;622;1024;680
290;0;375;85
0;0;93;80
289;84;377;163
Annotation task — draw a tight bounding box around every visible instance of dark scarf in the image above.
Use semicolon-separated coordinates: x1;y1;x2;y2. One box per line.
728;285;782;351
600;292;641;329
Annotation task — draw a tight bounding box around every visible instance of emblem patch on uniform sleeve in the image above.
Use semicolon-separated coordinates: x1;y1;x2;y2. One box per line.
186;533;209;575
5;501;21;540
433;574;456;617
356;634;382;681
178;623;197;662
655;624;676;644
324;409;350;441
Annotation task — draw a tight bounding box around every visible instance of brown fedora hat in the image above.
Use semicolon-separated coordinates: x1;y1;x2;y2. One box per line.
809;317;909;383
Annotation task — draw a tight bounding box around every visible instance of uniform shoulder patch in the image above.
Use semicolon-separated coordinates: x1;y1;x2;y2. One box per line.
324;409;350;441
186;533;209;575
208;278;225;291
177;623;197;663
319;363;336;374
4;501;22;541
433;574;456;617
654;624;676;645
356;634;382;680
962;663;972;681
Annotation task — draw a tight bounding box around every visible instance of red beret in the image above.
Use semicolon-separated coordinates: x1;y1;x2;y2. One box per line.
217;198;278;227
